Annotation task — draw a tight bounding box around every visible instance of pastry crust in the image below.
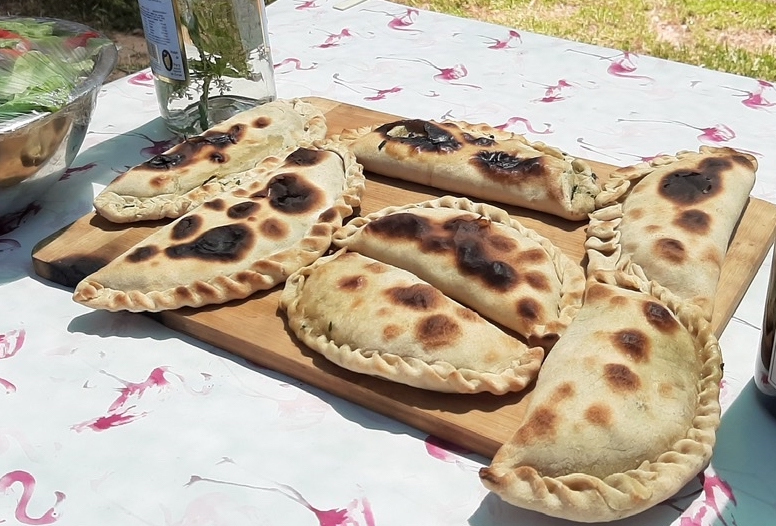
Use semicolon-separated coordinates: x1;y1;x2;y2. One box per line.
336;119;599;221
94;98;328;223
332;196;585;349
479;268;722;522
586;146;756;319
280;250;545;394
73;140;364;312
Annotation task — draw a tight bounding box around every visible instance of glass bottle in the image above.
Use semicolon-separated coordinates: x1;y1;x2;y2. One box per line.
756;247;776;416
137;0;277;136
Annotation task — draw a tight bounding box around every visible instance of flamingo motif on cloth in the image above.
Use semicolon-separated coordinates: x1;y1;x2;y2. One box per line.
0;471;66;525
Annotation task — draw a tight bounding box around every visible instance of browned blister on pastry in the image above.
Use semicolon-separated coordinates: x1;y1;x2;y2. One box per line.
586;146;756;320
94;98;328;223
73;141;364;312
280;250;545;394
333;196;585;349
479;270;721;522
337;119;599;221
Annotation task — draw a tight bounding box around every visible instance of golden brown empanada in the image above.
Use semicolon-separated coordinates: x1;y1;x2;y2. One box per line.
280;250;545;394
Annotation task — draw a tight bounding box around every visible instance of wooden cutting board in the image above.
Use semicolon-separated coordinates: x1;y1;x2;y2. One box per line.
32;97;776;458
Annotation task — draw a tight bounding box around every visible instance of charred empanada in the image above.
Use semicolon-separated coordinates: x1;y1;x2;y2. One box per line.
332;196;585;349
94;98;327;223
73;141;364;312
337;119;599;221
280;250;545;394
586;146;756;319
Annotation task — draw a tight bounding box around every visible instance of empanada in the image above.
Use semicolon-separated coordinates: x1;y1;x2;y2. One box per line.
94;98;328;223
586;146;757;319
337;119;599;221
479;269;722;522
280;250;545;394
73;141;364;312
332;196;585;349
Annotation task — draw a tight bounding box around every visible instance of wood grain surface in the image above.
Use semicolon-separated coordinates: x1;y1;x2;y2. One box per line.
31;97;776;458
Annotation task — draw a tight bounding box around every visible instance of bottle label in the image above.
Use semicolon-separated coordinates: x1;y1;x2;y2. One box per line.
138;0;187;83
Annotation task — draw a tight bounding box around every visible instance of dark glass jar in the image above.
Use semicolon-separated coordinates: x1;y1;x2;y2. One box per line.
756;250;776;417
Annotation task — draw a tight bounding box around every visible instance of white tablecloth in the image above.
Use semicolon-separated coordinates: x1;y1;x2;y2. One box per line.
2;1;775;524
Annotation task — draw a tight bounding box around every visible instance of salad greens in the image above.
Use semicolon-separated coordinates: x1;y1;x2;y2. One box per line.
0;18;111;121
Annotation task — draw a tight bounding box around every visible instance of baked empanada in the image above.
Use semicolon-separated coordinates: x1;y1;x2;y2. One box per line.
280;250;545;394
94;98;327;223
479;269;722;522
73;141;364;312
586;146;756;319
337;119;599;221
332;196;585;349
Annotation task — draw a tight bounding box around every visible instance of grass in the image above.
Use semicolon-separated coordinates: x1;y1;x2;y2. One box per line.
394;0;776;81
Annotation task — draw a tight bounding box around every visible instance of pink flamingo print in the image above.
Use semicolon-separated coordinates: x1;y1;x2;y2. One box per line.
495;116;553;134
274;57;318;73
0;329;25;359
187;475;375;526
315;29;355;49
530;79;574;103
295;0;320;9
376;56;482;89
59;162;96;181
668;470;738;526
128;70;154;87
424;435;479;472
71;406;149;432
568;49;654;83
616;117;742;145
722;79;776;110
332;73;403;101
0;378;16;394
362;8;421;33
0;471;66;525
482;29;522;49
130;133;179;157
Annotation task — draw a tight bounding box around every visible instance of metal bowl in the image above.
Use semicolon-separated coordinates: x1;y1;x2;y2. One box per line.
0;16;118;231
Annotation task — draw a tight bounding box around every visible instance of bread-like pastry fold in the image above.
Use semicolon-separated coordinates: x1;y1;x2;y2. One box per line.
73;140;364;312
280;250;545;394
94;98;328;223
337;119;599;221
332;196;585;349
586;146;756;319
479;269;722;522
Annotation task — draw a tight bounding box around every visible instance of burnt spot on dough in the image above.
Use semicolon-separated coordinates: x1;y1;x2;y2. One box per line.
584;282;612;303
603;363;641;392
628;207;645;221
674;209;711;234
375;119;462;153
462;132;496;147
318;207;338;223
655;237;686;264
191;124;244;146
365;213;430;239
227;201;259;219
251;173;321;214
283;147;327;166
584;403;613;428
516;298;542;323
144;154;185;170
204;198;227;212
383;324;402;341
455;239;517;291
486;234;518;252
260;218;287;239
524;271;550;291
338;275;366;291
416;314;462;349
126;245;159;263
517;247;549;265
387;283;440;310
253;116;272;128
209;152;226;163
644;301;680;333
171;215;203;240
552;382;575;403
142;125;244;171
514;406;558;445
471;152;547;182
166;224;253;262
658;157;729;205
611;329;650;362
